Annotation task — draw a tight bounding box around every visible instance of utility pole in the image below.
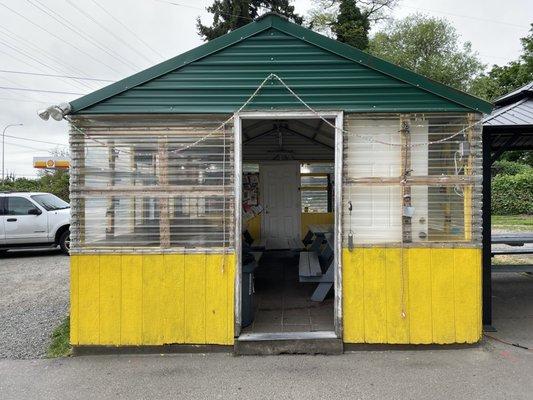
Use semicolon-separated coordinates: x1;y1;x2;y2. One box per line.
2;123;23;182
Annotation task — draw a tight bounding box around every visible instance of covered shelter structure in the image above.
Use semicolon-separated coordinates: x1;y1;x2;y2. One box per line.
61;14;492;353
482;82;533;327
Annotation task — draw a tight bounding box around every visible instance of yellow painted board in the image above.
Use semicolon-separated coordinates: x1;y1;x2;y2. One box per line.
142;255;165;345
431;249;456;344
121;254;143;345
77;255;100;344
342;248;364;342
69;256;79;345
363;248;387;343
454;249;482;343
184;254;207;344
385;248;410;344
226;254;235;342
98;255;122;345
205;254;229;344
407;248;433;344
163;253;185;344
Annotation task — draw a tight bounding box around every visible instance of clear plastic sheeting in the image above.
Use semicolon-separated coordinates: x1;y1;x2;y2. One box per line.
343;113;482;246
70;116;234;253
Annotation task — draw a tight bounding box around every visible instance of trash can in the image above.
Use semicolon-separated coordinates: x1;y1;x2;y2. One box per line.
241;252;257;328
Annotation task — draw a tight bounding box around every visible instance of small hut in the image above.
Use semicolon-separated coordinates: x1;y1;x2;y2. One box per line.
58;14;491;352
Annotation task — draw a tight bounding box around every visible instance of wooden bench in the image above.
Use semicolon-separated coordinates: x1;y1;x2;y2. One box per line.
299;251;322;277
298;235;334;302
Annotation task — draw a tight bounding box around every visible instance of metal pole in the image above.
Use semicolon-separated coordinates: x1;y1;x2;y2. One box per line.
1;123;23;182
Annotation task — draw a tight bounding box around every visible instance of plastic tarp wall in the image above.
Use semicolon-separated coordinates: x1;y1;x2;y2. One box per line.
69;115;234;253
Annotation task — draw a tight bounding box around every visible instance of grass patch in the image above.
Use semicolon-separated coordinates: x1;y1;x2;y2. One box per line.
47;316;71;358
492;214;533;232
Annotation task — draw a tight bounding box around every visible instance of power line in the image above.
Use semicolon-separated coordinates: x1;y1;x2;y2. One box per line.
0;2;124;75
3;133;68;147
26;0;141;72
91;0;164;59
0;69;113;83
3;139;57;152
153;0;254;22
0;96;49;104
0;36;93;92
401;5;530;29
65;0;154;65
0;86;85;96
0;24;101;90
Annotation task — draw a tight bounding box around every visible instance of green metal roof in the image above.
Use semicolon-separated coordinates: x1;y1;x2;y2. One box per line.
69;14;492;115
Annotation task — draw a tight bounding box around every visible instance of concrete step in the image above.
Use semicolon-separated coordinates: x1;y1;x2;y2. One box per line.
234;331;343;355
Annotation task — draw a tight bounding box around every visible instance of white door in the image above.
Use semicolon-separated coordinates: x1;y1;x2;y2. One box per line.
4;196;48;244
260;162;301;242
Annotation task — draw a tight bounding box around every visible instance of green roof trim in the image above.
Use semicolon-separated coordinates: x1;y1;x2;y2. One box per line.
70;14;492;115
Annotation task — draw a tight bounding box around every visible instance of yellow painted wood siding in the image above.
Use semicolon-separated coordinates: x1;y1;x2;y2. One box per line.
343;247;481;344
70;253;235;346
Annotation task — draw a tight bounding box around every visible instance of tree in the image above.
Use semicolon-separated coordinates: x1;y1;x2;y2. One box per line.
368;14;485;91
197;0;303;41
308;0;396;50
470;24;533;100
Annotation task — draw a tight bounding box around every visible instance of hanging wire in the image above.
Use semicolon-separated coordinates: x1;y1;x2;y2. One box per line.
67;73;482;154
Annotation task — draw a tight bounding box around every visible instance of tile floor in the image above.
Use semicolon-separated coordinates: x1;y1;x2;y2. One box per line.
241;250;334;334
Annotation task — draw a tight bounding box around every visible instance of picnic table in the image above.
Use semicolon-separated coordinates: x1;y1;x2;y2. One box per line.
491;233;533;273
303;224;333;253
298;231;334;302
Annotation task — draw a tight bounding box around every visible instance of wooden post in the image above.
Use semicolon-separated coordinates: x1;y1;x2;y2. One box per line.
463;113;476;241
400;115;412;243
105;141;116;239
158;138;170;248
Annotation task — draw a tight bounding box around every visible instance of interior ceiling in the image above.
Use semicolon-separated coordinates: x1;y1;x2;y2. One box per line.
242;119;335;161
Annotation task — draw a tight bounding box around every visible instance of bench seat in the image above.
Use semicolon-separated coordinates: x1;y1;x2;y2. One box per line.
299;251;322;277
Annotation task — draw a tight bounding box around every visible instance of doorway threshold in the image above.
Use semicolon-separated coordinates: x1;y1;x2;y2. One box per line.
235;331;342;355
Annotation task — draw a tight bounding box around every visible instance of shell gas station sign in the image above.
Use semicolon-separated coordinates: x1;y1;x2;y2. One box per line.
33;157;70;169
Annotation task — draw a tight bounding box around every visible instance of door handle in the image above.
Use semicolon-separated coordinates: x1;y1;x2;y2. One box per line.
7;218;17;222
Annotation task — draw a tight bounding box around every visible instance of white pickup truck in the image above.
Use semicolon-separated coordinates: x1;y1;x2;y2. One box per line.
0;192;70;255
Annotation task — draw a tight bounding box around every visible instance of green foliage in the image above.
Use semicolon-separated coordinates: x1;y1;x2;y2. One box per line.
47;316;71;358
499;150;533;167
197;0;303;41
0;170;69;201
331;0;370;49
492;171;533;215
492;160;533;177
368;14;485;91
470;24;533;100
308;0;396;50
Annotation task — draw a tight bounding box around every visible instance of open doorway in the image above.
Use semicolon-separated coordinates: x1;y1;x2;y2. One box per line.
235;112;342;338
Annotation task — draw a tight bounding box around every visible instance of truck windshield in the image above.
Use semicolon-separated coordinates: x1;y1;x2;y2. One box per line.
31;194;70;211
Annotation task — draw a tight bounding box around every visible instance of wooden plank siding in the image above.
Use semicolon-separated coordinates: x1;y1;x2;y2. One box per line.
342;247;481;344
70;253;235;346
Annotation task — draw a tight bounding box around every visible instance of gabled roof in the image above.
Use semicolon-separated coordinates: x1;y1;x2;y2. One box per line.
69;13;492;115
493;81;533;108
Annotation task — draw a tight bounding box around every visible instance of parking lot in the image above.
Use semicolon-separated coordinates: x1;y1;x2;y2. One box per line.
0;250;532;399
0;249;69;359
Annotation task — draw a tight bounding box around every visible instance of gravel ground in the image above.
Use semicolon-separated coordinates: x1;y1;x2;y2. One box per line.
0;249;69;359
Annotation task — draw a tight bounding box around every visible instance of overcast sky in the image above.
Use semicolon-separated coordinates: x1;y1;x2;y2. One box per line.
0;0;531;178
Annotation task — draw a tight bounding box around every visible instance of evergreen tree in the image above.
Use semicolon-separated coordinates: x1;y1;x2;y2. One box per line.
331;0;370;49
197;0;303;41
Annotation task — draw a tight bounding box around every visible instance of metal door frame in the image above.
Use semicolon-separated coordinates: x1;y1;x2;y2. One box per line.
234;111;344;338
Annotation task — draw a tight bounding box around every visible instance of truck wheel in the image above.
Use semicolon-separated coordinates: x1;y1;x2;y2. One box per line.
59;230;70;255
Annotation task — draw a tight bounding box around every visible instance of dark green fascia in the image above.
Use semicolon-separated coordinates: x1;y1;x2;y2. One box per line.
270;17;492;114
70;14;492;115
69;18;273;113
